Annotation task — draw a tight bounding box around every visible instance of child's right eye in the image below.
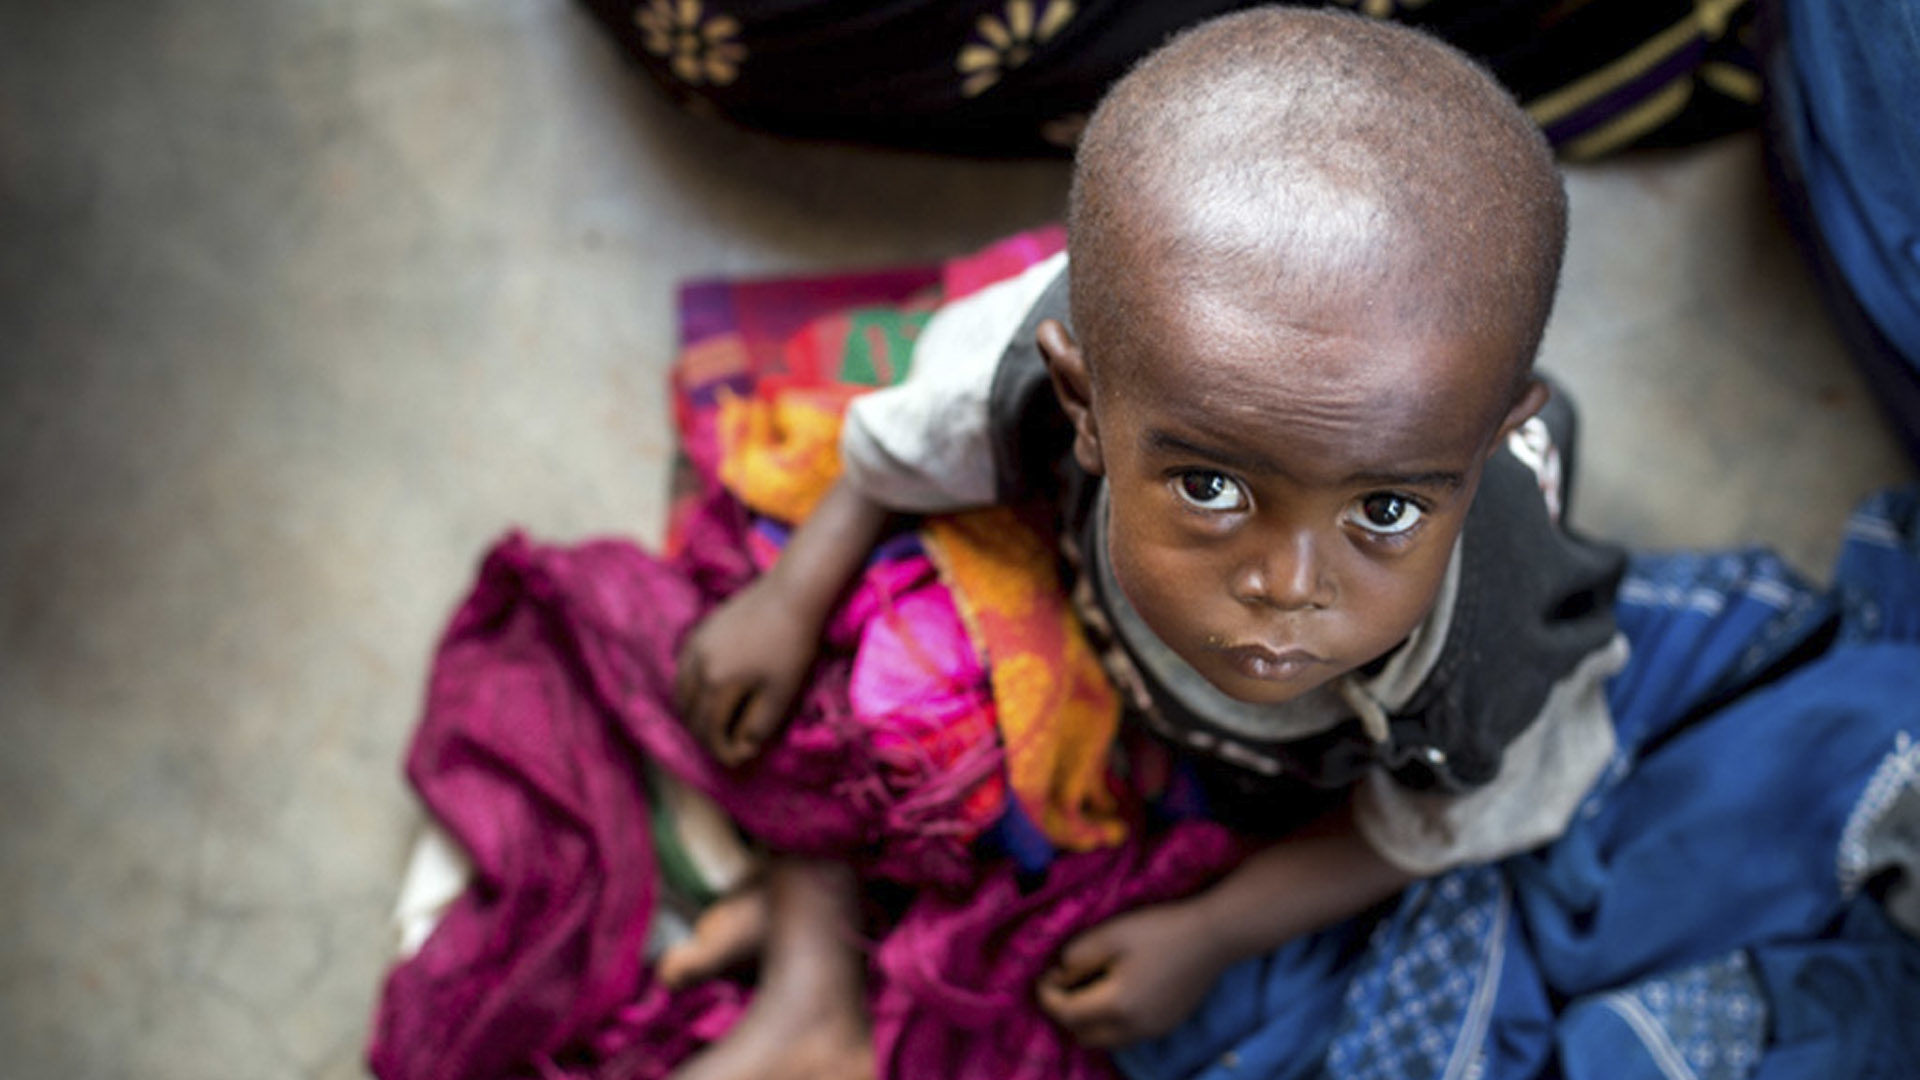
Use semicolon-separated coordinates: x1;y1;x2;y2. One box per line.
1174;471;1248;512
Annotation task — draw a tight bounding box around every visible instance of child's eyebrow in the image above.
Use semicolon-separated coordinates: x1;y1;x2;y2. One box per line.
1144;429;1465;492
1145;429;1284;476
1339;469;1466;493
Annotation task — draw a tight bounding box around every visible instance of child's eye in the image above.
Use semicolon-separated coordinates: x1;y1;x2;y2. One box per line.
1173;471;1248;512
1346;493;1424;537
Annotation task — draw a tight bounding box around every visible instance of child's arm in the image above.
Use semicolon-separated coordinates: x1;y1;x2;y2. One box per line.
675;477;893;766
1037;801;1413;1048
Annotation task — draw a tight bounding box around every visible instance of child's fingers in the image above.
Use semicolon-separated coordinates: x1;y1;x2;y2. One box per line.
1034;970;1085;1019
1036;939;1113;1015
1038;931;1144;1044
1071;1017;1134;1049
694;679;752;759
1039;974;1144;1049
1050;928;1118;989
725;682;791;765
747;670;801;739
715;691;763;767
672;645;704;718
1036;972;1123;1044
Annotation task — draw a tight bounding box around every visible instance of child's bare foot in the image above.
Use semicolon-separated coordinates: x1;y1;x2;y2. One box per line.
668;976;874;1080
668;857;875;1080
657;885;770;989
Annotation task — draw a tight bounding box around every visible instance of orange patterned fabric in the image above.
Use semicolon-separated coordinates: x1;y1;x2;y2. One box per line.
923;508;1127;851
714;384;865;524
717;398;1128;851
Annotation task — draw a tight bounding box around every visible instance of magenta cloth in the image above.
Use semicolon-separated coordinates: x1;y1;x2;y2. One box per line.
874;820;1245;1080
363;226;1247;1078
367;487;1248;1080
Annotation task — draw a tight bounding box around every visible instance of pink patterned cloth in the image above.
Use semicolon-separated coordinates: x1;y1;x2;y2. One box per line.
369;228;1251;1078
368;488;1247;1079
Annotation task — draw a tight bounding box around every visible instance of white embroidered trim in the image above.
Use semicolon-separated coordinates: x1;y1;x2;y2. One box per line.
1597;991;1702;1080
1442;879;1510;1080
1844;513;1904;549
1838;731;1920;897
1616;579;1728;617
1615;575;1800;617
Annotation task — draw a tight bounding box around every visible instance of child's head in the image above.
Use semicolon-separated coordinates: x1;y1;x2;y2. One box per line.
1038;7;1566;706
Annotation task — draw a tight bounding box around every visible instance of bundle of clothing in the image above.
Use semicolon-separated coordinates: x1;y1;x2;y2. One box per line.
580;0;1762;159
368;230;1920;1080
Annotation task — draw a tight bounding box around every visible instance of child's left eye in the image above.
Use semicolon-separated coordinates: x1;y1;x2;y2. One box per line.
1346;493;1424;536
1173;471;1248;512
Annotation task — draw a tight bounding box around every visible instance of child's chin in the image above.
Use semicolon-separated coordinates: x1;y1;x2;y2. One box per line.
1208;665;1342;707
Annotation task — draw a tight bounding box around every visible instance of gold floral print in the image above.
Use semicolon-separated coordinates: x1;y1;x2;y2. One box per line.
957;0;1076;98
1332;0;1433;19
634;0;745;87
1039;111;1088;149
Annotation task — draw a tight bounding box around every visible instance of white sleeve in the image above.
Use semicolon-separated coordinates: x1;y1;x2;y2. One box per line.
839;252;1067;513
1355;634;1629;876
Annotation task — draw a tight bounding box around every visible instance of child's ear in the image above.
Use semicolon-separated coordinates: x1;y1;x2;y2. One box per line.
1037;318;1105;476
1491;377;1552;451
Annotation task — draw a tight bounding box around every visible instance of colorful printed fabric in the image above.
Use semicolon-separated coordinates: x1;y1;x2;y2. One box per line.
667;226;1064;540
366;481;1247;1080
669;261;939;548
576;0;1759;159
714;384;863;524
924;507;1126;850
671;227;1084;869
370;227;1240;1080
680;223;1125;851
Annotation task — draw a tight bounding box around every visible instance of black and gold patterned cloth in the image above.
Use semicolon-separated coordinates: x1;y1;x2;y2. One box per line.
578;0;1761;159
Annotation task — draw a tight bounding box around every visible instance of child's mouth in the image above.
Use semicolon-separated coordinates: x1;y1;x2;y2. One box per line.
1218;643;1324;683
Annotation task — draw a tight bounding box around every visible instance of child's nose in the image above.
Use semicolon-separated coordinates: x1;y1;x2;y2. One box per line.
1230;529;1333;611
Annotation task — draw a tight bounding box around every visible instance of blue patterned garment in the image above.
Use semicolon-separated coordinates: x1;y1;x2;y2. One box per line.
1114;489;1920;1080
1324;867;1508;1080
1558;953;1766;1080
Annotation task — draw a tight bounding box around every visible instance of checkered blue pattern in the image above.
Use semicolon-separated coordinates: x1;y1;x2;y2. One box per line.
1598;953;1766;1080
1324;865;1506;1080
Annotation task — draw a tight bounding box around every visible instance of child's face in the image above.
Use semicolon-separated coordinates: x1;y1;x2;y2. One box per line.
1042;266;1544;707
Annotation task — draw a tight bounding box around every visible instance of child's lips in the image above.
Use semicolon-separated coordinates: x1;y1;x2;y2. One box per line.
1219;642;1325;682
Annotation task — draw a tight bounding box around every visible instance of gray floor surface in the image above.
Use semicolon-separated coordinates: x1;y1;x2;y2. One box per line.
1;2;1912;1077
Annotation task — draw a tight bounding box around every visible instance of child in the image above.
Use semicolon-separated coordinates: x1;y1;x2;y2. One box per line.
667;8;1627;1078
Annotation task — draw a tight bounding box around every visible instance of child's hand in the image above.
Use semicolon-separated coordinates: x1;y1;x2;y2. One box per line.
674;575;820;767
1036;900;1229;1048
675;478;893;767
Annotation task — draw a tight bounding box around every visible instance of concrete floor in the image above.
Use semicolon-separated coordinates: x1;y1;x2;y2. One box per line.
0;2;1911;1078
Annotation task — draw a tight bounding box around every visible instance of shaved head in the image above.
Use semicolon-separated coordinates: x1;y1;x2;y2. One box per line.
1068;8;1566;406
